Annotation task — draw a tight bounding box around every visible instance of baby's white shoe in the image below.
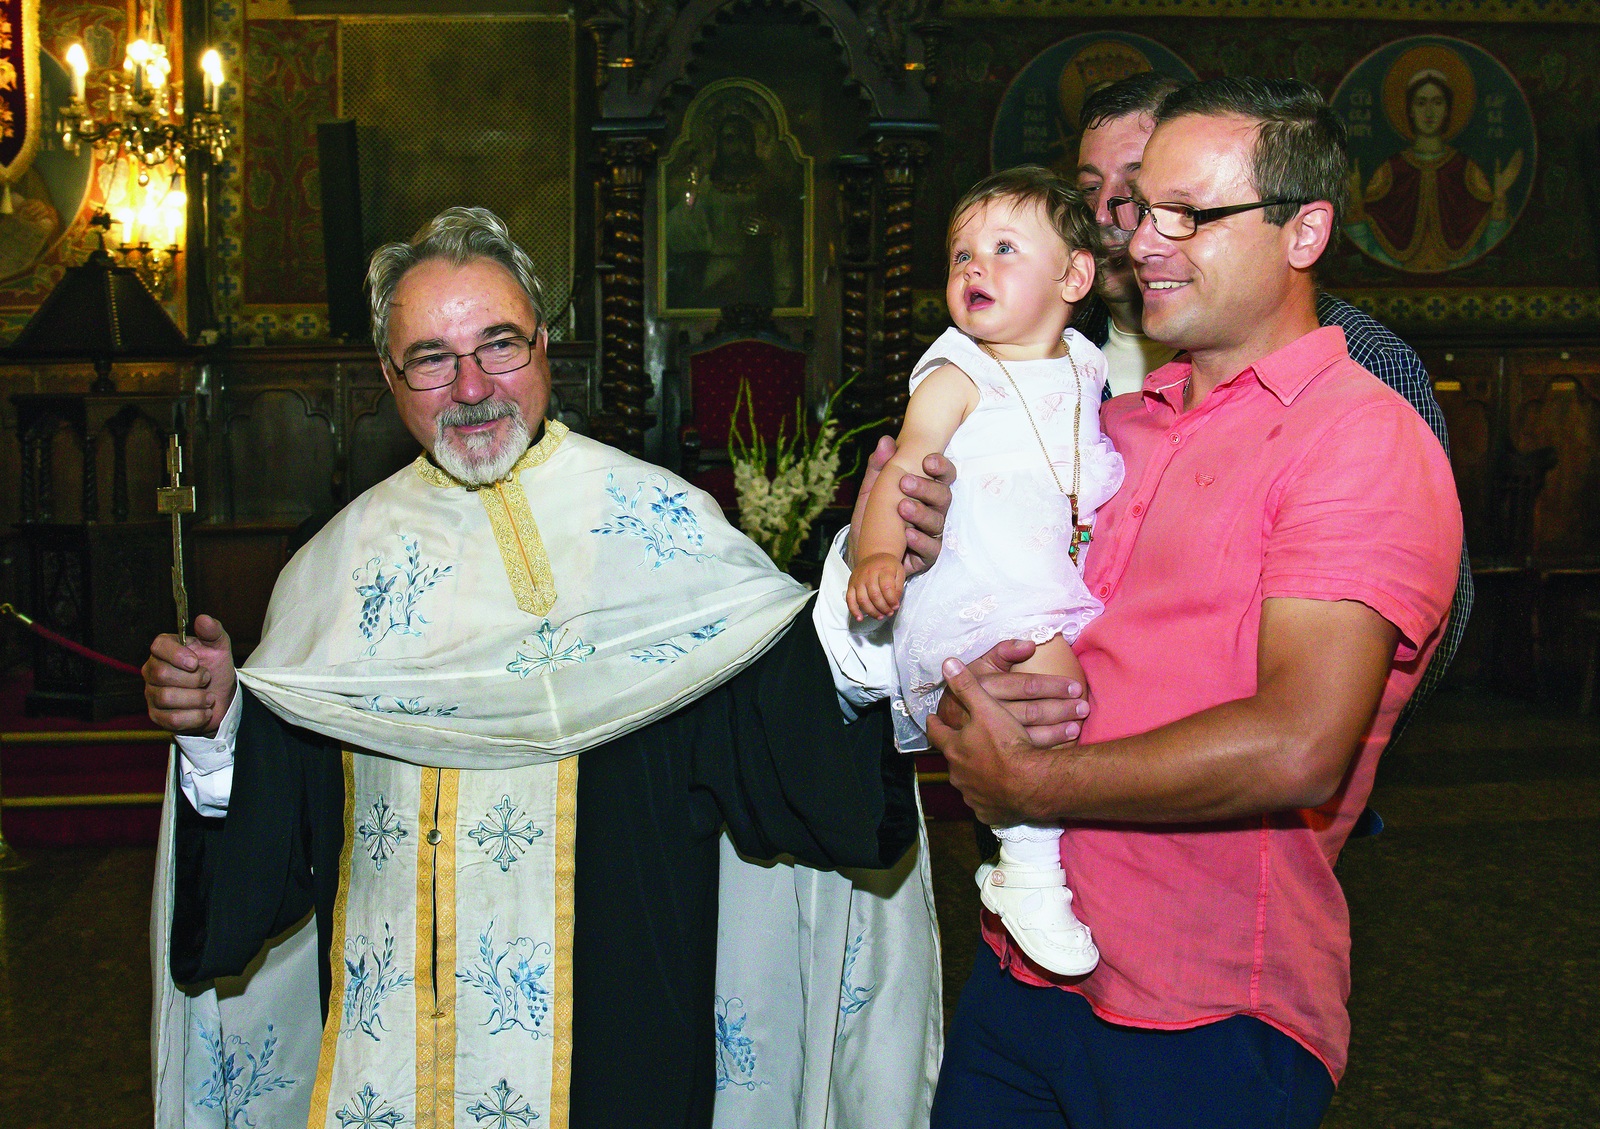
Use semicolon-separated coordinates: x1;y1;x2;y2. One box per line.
974;857;996;890
979;861;1099;977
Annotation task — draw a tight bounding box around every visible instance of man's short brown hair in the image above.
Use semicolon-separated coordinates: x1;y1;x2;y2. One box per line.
947;166;1104;266
1154;77;1350;253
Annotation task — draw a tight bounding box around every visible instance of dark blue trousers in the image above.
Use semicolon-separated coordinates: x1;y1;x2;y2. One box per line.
932;946;1336;1129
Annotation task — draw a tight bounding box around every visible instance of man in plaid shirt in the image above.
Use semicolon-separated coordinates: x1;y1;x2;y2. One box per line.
1073;73;1471;714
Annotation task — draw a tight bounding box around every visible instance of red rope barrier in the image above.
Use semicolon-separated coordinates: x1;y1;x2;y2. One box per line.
0;604;144;677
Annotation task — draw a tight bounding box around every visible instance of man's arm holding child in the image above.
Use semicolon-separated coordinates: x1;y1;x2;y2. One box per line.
931;596;1397;825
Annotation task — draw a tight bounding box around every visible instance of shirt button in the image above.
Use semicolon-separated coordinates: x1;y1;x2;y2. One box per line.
1169;432;1182;445
426;828;443;846
1097;584;1110;598
1131;502;1144;516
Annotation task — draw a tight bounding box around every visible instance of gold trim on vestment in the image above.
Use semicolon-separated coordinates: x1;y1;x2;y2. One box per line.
482;479;558;616
414;768;462;1126
549;755;579;1129
435;770;460;1124
413;421;566;617
414;768;440;1129
308;751;359;1128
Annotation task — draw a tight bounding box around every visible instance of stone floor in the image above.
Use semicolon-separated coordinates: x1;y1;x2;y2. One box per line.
2;688;1596;1127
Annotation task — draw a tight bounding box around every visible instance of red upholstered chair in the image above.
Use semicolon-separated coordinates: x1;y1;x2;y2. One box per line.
679;321;808;510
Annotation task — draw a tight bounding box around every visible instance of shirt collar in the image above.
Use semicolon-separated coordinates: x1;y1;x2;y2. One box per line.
1140;325;1350;411
1249;325;1349;405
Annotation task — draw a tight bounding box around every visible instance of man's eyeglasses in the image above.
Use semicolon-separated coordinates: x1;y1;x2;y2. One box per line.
1104;196;1306;241
387;334;536;391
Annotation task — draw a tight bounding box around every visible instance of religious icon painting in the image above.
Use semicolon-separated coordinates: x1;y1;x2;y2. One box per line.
0;6;93;291
658;77;814;318
1332;37;1536;275
990;32;1197;175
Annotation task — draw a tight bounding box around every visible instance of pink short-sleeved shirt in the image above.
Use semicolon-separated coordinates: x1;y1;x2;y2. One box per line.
981;326;1462;1081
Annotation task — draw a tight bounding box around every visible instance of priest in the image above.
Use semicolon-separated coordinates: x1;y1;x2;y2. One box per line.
142;207;1038;1128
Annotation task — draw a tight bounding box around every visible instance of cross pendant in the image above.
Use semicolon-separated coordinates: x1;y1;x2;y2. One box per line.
156;434;196;643
1067;494;1092;566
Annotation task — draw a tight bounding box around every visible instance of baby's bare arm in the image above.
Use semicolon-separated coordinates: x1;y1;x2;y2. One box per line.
1013;636;1086;684
854;365;976;565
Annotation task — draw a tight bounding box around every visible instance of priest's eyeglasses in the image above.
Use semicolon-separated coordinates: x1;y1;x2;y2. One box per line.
388;334;535;391
1104;196;1306;240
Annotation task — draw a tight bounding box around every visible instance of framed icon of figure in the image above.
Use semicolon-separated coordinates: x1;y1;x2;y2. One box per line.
1333;37;1536;275
658;78;814;317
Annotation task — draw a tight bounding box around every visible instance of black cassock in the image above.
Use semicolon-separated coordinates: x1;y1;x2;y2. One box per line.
169;612;915;1128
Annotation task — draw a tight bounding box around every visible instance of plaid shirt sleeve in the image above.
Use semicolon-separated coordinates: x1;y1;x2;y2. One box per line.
1317;292;1473;720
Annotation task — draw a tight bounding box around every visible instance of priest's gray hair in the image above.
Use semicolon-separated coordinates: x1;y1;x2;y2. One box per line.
366;206;547;358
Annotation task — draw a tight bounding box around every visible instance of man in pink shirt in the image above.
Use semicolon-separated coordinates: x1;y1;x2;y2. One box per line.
924;79;1462;1127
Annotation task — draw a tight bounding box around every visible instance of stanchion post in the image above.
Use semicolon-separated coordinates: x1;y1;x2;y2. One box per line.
0;602;29;869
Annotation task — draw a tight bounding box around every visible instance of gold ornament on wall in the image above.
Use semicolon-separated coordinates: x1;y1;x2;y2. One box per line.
0;0;42;217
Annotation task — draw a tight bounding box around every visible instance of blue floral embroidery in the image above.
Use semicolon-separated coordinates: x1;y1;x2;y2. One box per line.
194;1021;297;1128
590;473;712;569
507;622;596;678
356;795;407;873
837;930;876;1035
629;619;727;664
353;535;454;656
334;1083;405;1128
343;924;414;1041
466;1079;540;1127
468;796;544;872
360;695;460;717
458;920;554;1037
714;996;761;1092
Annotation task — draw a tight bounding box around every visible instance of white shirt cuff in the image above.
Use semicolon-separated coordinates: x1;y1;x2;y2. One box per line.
174;688;242;817
812;528;899;720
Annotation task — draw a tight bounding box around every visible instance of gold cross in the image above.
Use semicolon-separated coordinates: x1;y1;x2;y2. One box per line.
156;434;196;643
1068;496;1093;566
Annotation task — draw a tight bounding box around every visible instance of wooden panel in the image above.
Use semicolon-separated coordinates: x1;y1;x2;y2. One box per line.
1419;346;1500;558
190;526;295;663
221;389;339;523
1508;349;1600;561
347;391;421;500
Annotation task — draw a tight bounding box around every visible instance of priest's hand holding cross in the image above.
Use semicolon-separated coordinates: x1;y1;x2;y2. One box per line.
144;614;236;737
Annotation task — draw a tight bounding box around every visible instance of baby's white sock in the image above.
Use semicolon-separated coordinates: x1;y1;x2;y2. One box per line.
993;824;1063;869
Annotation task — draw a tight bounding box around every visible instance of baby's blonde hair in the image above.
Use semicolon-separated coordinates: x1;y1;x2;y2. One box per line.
946;165;1104;267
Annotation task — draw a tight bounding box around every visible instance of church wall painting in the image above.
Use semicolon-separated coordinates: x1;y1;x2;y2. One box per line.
931;14;1600;333
219;9;576;344
989;32;1198;176
658;77;814;319
240;17;336;307
1333;36;1536;275
0;0;177;343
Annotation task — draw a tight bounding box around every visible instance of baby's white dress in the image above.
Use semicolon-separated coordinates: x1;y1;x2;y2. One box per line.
892;327;1124;750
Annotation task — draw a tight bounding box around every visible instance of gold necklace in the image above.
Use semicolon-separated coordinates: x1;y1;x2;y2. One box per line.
980;340;1095;564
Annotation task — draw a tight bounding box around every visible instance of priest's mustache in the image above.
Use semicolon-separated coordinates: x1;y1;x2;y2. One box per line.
438;399;523;431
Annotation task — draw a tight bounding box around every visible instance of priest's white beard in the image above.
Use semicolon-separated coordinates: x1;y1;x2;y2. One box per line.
432;399;532;485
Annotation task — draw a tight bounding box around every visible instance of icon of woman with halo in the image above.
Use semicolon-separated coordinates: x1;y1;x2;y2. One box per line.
1346;43;1524;274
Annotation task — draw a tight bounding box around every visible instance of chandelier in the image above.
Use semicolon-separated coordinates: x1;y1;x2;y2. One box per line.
53;12;230;299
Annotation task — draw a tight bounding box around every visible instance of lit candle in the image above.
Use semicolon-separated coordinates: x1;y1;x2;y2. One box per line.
127;39;149;97
138;200;162;246
164;173;187;247
66;44;88;101
200;50;223;112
